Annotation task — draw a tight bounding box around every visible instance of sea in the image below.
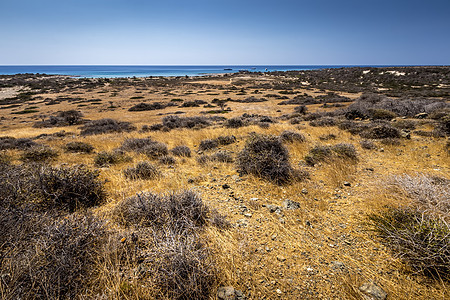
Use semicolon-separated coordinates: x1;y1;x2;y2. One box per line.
0;65;385;78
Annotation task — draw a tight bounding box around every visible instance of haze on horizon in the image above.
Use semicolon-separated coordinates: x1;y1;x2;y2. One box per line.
0;0;449;66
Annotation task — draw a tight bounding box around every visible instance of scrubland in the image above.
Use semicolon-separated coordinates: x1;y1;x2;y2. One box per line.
0;67;449;299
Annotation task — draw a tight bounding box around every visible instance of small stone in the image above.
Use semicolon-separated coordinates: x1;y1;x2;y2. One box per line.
276;289;282;295
271;234;277;240
301;188;308;194
244;213;252;218
222;184;231;189
250;197;259;201
266;204;282;214
343;181;351;187
277;255;286;262
217;286;236;300
283;199;301;210
359;282;387;300
330;261;346;272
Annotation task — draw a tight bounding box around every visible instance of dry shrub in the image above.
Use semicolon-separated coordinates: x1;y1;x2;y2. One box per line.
1;212;107;299
309;116;337;127
148;229;219;300
129;102;166;111
64;141;94;153
360;124;401;139
158;155;176;165
225;116;245;128
36;165;106;212
0;136;38;150
162;115;214;130
216;135;237;145
114;190;211;232
34;110;84;127
237;134;296;184
368;207;449;280
105;227;220;300
120;137;156;151
279;130;306;143
80;118;136;135
94;150;131;167
360;139;376;149
124;161;160;180
142;142;169;159
392;174;449;218
199;139;219;151
21;146;58;162
171;145;192;157
197;151;234;165
305;143;358;166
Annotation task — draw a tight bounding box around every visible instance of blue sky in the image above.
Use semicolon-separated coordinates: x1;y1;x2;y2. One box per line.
0;0;449;65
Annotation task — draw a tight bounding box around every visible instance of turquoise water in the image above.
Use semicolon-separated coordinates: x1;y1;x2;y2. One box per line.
0;65;391;78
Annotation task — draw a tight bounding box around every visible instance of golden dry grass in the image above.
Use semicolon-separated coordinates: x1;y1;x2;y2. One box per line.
0;75;448;299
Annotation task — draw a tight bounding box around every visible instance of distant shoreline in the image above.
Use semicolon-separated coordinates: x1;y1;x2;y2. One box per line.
0;65;437;79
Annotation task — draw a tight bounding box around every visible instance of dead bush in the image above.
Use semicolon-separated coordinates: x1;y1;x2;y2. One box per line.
129;102;166;111
64;141;94;153
216;135;237;145
237;134;295;184
225;116;245;128
36;165;106;212
80;118;136;135
3;213;107;299
392;174;449;218
0;136;38;150
305;143;358;165
21;146;58;162
199;139;219;151
171;145;192;157
197;151;234;165
279;130;306;143
360;124;402;139
34;110;84;127
310;116;337;127
114;190;210;230
94;150;131;167
360;139;376;150
124;161;160;180
158;155;177;165
142;142;169;159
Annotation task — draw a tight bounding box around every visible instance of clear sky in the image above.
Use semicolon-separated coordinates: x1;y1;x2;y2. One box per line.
0;0;449;65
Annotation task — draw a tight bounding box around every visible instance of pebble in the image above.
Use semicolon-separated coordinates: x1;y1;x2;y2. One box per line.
359;282;387;300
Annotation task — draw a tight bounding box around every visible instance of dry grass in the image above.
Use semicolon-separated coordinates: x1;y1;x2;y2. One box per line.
0;74;449;299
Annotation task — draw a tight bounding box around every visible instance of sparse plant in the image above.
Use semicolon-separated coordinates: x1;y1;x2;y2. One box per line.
158;155;176;165
80;118;136;135
237;134;296;184
64;141;95;153
124;161;160;180
171;145;192;157
94;150;131;167
199;139;219;151
21;146;58;162
279;130;306;143
368;207;449;280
